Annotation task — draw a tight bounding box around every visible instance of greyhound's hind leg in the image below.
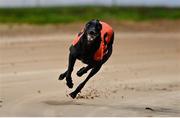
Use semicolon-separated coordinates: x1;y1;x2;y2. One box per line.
76;65;92;77
70;65;102;99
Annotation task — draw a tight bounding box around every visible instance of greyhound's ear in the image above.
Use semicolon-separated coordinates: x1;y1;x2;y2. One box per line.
94;19;102;31
98;23;102;31
84;21;91;31
96;19;99;22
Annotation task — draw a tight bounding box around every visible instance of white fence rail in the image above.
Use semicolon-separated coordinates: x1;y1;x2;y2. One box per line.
0;0;180;8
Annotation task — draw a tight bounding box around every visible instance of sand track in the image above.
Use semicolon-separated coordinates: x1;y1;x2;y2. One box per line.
0;30;180;116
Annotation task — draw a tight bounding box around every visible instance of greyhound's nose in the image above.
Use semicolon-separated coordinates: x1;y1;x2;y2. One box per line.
89;31;95;35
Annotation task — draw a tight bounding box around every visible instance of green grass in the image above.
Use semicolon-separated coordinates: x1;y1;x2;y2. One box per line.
0;6;180;24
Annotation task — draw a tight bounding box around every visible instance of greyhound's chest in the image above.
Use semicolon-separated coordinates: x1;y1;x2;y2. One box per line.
78;50;95;64
75;39;100;64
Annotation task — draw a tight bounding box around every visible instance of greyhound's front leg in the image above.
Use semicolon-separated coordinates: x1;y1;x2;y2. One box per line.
58;70;67;80
65;52;76;88
69;65;102;99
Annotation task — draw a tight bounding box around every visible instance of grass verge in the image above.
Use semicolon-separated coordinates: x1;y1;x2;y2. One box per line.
0;6;180;24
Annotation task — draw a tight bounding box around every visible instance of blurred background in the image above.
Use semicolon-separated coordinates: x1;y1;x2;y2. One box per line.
0;0;180;25
0;0;180;117
1;0;180;7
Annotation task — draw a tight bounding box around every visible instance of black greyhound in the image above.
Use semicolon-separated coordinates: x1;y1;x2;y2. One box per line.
59;19;114;99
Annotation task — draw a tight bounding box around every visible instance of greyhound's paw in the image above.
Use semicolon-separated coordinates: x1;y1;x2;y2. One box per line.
58;73;66;80
77;67;86;77
66;78;74;88
66;82;74;88
69;91;77;99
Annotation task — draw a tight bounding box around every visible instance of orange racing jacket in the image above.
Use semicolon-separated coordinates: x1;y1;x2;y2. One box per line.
72;21;113;61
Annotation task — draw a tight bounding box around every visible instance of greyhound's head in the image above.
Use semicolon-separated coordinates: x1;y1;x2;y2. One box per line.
84;19;102;45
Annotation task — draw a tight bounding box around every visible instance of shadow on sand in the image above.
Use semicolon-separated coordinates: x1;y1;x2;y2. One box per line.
43;99;180;116
43;100;83;106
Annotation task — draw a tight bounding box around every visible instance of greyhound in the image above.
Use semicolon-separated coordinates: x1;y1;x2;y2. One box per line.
59;19;114;99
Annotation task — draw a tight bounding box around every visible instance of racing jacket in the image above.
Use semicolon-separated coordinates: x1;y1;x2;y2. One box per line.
72;21;113;61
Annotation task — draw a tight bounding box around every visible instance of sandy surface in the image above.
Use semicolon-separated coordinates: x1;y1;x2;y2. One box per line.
0;25;180;116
